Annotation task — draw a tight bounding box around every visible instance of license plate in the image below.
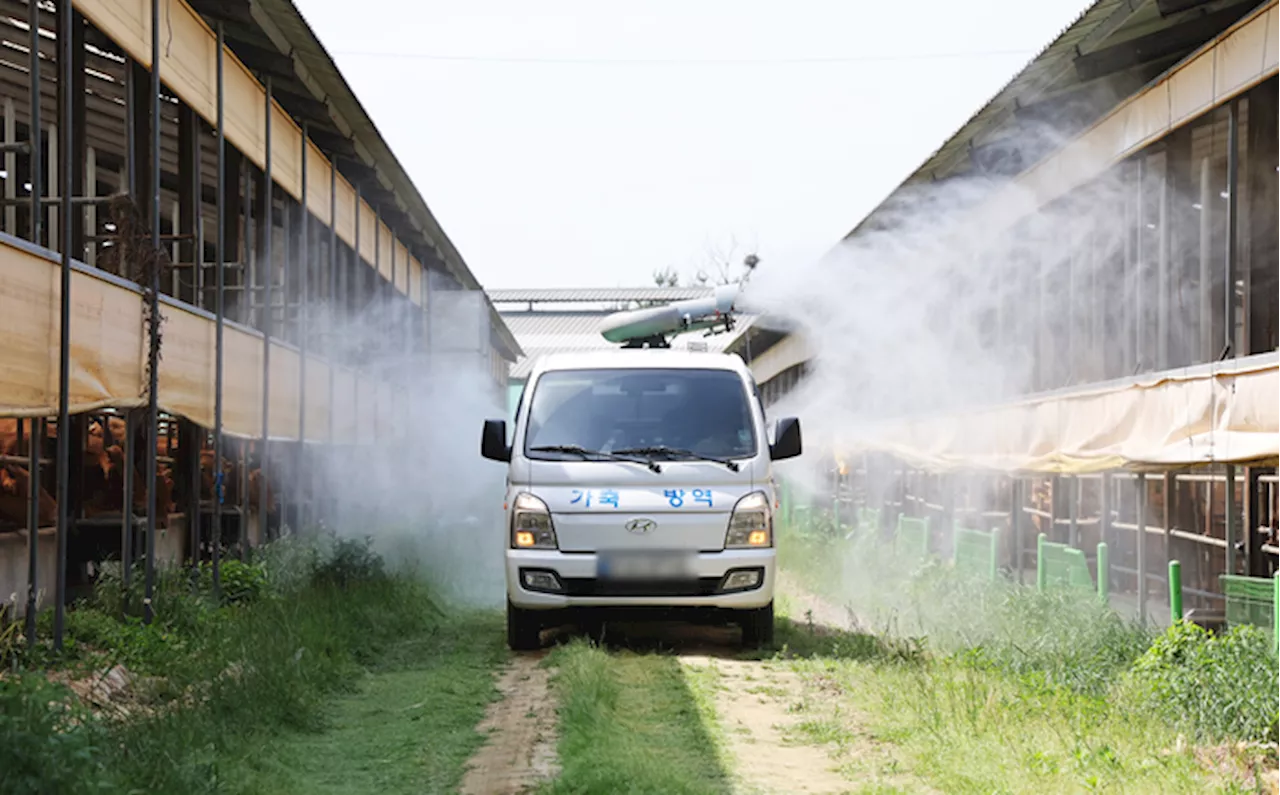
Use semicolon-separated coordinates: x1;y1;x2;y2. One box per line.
597;550;696;581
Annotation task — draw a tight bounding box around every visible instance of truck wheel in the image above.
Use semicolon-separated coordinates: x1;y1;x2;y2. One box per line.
740;602;774;650
507;600;542;651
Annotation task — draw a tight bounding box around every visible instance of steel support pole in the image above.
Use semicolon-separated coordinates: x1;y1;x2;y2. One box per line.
1100;472;1113;599
274;206;288;534
212;23;226;592
1164;472;1175;601
1050;474;1062;543
142;0;162;625
238;438;247;553
1068;475;1079;548
1137;473;1148;624
124;60;134;197
1197;157;1212;360
52;0;74;650
373;214;379;444
371;214;380;533
259;77;273;546
351;187;360;530
25;418;42;644
1225;465;1237;576
121;411;134;596
1224;100;1239;359
1244;467;1262;576
28;0;40;244
1012;478;1023;584
1097;542;1109;602
1157;156;1170;369
297;122;309;533
186;106;203;309
327;159;336;526
328;160;336;435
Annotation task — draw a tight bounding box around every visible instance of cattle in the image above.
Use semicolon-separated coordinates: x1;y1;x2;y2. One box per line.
0;463;56;528
2;415;278;535
0;419;57;531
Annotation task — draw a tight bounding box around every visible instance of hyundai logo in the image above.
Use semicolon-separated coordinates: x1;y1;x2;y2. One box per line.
625;518;656;535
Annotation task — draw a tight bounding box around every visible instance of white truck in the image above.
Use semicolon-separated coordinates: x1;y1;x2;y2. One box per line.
480;286;802;650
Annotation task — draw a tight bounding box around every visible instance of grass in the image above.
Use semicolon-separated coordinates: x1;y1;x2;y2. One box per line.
535;638;732;795
249;612;507;795
785;646;1248;794
768;518;1279;794
0;533;508;795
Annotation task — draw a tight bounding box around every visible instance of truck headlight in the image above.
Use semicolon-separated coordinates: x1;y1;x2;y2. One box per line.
725;491;772;549
511;492;558;550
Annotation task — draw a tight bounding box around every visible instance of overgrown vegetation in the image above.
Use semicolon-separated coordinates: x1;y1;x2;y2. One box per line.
1124;620;1278;743
785;520;1136;680
772;512;1278;792
536;639;731;795
0;533;496;795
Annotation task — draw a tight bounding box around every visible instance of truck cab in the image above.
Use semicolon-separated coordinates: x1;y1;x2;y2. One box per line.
480;348;802;650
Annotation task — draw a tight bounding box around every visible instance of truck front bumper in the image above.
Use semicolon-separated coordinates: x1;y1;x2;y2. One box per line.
505;548;775;611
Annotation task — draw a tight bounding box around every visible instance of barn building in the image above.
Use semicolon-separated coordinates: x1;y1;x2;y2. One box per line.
0;0;520;634
731;0;1279;623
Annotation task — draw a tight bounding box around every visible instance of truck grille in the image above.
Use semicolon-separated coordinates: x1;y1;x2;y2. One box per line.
560;577;723;597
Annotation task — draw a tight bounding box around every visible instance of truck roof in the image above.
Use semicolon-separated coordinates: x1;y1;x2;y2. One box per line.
527;348;750;378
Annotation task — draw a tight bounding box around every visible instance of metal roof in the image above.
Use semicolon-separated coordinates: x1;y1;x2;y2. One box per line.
503;310;753;379
844;0;1262;239
490;287;717;304
186;0;521;360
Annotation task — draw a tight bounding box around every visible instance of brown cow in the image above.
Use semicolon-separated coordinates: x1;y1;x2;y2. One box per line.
0;464;57;528
1;417;276;531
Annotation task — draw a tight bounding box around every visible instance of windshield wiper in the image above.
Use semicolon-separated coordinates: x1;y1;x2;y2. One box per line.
612;445;741;472
528;444;662;473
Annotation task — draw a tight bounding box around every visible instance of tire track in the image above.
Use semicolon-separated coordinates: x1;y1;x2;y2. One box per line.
458;652;559;795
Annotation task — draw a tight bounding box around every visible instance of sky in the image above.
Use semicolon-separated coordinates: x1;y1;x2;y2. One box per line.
292;0;1092;290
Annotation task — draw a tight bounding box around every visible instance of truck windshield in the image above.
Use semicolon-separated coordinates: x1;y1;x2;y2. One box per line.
524;368;757;461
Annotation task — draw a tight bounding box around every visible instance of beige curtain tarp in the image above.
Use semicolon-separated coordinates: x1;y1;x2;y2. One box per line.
0;240;402;443
831;355;1279;474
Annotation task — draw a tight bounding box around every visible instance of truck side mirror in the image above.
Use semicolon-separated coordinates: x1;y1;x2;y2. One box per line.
769;417;802;461
481;419;511;462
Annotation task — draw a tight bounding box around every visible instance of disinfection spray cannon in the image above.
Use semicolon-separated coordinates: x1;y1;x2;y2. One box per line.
599;283;741;348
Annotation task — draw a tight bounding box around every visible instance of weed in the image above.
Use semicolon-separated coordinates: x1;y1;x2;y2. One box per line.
8;530;460;794
309;536;386;589
197;559;268;605
536;639;732;795
1123;621;1279;743
0;674;114;795
781;523;1156;689
775;521;1275;791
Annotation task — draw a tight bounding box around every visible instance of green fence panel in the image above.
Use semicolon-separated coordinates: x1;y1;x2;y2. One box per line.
953;525;999;581
895;515;930;560
1220;574;1276;644
1037;534;1093;592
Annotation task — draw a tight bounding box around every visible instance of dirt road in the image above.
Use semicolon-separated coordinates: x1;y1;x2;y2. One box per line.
680;654;854;795
458;652;559;795
456;584;876;795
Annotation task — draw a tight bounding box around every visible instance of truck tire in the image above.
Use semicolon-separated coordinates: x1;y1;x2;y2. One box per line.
740;601;774;650
507;600;542;651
